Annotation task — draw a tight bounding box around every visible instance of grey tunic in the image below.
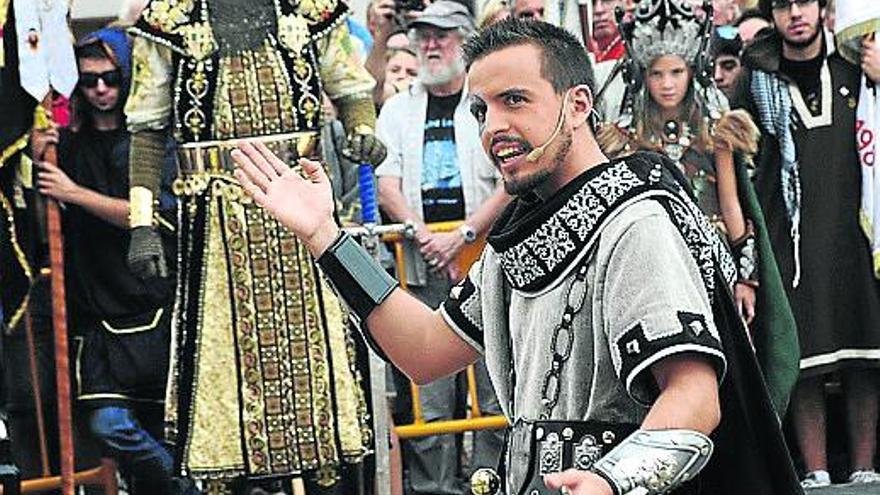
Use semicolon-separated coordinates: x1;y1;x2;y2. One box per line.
430;154;803;495
440;168;727;425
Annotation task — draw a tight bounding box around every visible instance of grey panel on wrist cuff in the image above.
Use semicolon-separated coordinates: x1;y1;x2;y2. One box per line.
317;232;398;360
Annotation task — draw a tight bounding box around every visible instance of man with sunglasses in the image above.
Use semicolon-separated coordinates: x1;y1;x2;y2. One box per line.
733;0;880;487
30;27;191;494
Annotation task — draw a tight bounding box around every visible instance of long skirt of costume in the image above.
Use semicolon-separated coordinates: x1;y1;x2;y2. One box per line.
167;175;371;485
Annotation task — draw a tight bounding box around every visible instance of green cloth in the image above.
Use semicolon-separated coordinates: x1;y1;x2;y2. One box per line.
735;154;800;415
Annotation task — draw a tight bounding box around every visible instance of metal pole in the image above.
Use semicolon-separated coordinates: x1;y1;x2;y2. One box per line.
356;164;391;495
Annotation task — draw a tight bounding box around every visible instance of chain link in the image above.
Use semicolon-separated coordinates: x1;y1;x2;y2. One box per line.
537;262;590;419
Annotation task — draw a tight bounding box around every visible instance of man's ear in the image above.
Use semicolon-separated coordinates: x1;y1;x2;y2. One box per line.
569;84;594;129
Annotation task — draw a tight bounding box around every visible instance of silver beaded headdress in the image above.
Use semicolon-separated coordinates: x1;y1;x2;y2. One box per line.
608;0;719;121
617;0;728;132
622;0;713;71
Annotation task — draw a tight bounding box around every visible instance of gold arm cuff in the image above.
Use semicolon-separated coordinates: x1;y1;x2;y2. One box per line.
335;95;377;135
130;186;155;228
352;124;374;135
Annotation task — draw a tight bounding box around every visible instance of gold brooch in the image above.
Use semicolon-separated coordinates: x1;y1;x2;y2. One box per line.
180;22;217;61
144;0;195;33
278;14;310;54
298;0;336;21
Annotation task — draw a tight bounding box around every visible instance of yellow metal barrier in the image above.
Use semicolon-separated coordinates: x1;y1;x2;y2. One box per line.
379;221;510;439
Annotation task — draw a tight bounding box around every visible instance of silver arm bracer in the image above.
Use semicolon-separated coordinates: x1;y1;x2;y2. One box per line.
592;429;713;495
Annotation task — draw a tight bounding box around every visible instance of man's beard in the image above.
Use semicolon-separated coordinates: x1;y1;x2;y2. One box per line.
502;128;572;196
83;94;121;114
780;17;823;50
418;57;465;87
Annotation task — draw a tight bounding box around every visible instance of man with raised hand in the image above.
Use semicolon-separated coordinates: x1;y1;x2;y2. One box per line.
234;18;800;495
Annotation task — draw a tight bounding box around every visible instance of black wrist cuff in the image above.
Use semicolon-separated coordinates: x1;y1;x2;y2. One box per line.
317;231;398;359
729;220;759;285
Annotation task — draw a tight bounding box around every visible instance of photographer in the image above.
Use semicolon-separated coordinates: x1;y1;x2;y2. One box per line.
366;0;414;106
366;0;475;107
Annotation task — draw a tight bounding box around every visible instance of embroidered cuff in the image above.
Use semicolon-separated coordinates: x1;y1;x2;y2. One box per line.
729;220;758;286
129;186;156;228
616;312;726;406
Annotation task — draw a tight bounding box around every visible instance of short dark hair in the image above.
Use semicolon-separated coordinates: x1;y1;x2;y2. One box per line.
75;39;112;62
462;18;595;96
711;29;743;59
757;0;825;18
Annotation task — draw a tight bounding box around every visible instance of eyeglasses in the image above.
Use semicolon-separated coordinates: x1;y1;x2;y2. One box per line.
78;70;121;89
409;28;453;45
770;0;818;11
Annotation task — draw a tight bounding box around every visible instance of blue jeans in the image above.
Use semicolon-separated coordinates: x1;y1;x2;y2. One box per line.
89;406;175;494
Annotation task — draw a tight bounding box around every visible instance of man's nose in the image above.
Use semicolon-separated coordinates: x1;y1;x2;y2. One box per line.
423;36;441;49
483;108;509;138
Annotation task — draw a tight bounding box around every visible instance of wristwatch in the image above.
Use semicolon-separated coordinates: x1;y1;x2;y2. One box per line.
458;224;477;244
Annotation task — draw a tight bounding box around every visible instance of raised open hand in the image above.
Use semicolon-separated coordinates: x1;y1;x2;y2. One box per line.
232;141;340;256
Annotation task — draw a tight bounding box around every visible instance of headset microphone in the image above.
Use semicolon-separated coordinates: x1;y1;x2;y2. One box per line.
525;89;570;162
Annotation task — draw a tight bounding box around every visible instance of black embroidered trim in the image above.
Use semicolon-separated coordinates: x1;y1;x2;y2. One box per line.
487;153;684;293
441;275;484;350
486;152;737;295
616;311;726;405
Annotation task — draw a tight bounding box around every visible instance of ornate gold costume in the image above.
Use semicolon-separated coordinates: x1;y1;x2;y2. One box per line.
125;0;375;484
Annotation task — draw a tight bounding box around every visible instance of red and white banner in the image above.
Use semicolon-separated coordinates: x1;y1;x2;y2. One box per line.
857;75;880;277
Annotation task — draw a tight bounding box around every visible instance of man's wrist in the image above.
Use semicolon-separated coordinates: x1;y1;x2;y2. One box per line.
67;184;89;206
306;222;342;258
457;223;477;244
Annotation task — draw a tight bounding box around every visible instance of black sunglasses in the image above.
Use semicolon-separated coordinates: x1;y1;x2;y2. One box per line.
770;0;818;10
79;70;122;89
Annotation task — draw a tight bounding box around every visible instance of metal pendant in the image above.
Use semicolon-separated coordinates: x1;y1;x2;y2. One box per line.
539;432;563;474
573;434;604;471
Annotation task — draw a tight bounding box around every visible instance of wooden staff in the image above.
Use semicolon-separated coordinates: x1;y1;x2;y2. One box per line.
35;99;74;495
23;312;50;476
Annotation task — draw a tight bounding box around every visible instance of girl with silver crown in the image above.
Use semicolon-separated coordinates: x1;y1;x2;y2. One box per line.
597;0;800;415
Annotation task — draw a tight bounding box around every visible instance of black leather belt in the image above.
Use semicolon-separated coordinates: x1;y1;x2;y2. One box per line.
503;419;638;495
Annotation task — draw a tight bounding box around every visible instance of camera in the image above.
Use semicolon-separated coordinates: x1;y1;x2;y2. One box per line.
395;0;425;13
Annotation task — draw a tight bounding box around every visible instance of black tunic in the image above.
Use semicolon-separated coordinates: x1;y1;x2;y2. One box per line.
737;35;880;377
58;127;175;404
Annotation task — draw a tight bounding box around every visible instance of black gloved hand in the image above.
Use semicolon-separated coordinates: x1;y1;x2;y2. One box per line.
128;226;168;280
342;132;388;167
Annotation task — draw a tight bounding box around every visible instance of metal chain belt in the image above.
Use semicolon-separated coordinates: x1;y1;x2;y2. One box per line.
537;262;590;419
